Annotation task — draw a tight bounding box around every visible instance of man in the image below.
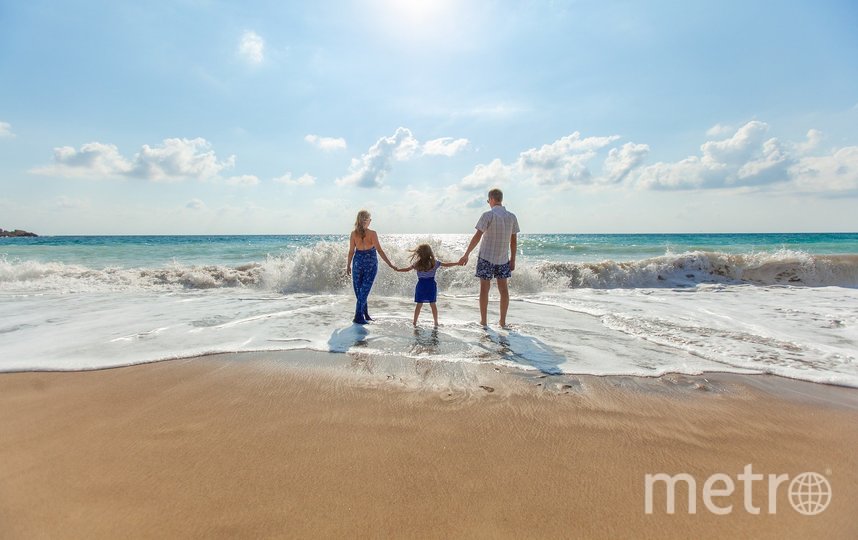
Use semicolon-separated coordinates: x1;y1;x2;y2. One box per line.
459;188;520;327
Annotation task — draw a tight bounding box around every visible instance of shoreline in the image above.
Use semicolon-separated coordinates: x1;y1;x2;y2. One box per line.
2;351;857;538
4;348;858;397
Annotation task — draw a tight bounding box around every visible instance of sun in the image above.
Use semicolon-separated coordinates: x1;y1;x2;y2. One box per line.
386;0;450;24
372;0;458;44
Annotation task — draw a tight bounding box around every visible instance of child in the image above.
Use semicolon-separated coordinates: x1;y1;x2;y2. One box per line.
396;244;459;327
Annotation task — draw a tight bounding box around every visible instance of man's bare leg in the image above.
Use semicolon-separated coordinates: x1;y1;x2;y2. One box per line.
497;278;509;327
479;279;491;326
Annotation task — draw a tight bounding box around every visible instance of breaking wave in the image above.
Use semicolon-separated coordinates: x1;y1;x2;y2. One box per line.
2;245;857;294
533;250;858;289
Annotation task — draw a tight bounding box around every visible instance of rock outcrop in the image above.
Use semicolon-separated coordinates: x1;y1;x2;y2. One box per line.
0;229;38;237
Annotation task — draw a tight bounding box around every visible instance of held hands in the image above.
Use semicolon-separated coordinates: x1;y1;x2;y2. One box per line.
389;260;469;272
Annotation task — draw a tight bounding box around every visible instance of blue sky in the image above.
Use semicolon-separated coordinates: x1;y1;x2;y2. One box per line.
1;0;857;234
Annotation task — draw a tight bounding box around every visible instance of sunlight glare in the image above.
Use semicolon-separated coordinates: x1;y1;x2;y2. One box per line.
373;0;458;44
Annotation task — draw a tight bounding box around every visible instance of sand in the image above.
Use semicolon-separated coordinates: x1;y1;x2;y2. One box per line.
1;351;857;539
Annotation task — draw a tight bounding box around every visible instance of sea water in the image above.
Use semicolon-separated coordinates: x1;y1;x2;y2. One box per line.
1;233;857;387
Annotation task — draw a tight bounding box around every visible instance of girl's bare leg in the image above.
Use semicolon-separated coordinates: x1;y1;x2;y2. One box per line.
430;303;438;327
413;303;423;326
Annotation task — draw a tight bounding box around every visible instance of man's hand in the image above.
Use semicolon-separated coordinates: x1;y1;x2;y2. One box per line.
458;255;469;266
509;259;515;272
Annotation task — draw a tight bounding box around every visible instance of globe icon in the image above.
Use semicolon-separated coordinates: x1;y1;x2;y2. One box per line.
788;472;832;516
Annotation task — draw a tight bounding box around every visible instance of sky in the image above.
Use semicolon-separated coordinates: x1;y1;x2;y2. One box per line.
1;0;857;235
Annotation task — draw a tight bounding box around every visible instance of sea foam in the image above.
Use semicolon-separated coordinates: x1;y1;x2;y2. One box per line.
3;246;857;294
2;242;857;387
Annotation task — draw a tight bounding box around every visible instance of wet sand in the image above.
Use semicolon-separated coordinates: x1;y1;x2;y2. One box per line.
1;351;857;539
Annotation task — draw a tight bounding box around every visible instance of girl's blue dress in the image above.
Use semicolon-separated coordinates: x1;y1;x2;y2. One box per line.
414;260;441;303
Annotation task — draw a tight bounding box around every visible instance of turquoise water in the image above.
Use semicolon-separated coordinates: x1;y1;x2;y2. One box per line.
3;233;857;268
518;233;858;261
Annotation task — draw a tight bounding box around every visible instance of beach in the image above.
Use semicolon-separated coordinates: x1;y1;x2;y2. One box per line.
4;0;857;535
2;233;857;537
2;351;857;539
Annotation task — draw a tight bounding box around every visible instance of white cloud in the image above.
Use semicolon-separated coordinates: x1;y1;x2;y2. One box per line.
225;174;259;186
30;138;236;182
635;121;792;190
603;142;650;184
30;142;133;178
334;128;469;188
130;138;235;182
456;123;854;196
635;156;718;190
460;158;509;190
0;121;15;138
423;137;469;156
458;132;625;190
631;121;858;193
335;127;419;188
794;129;823;155
706;123;733;137
699;121;769;165
517;132;620;186
790;146;858;192
735;137;790;185
304;134;347;151
273;172;316;186
186;199;207;210
239;31;264;64
465;194;487;208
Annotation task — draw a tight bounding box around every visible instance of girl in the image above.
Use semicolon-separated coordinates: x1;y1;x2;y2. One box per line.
346;210;396;324
396;244;459;327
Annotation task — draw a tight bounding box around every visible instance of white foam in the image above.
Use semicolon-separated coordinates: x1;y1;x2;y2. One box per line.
2;246;857;387
2;280;857;388
4;247;857;295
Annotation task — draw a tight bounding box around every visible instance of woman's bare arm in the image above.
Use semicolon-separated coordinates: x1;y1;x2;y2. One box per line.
371;231;396;268
346;232;356;275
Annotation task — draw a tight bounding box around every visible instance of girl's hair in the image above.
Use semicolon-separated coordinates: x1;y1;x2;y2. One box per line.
409;243;436;272
354;210;371;239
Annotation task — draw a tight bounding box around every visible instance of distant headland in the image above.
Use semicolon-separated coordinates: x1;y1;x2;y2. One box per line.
0;228;38;237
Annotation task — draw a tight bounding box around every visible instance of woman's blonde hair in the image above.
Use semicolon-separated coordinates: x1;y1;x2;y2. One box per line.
354;210;371;239
409;243;436;272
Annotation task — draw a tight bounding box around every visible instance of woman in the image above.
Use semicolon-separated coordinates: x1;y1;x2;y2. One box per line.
346;210;395;324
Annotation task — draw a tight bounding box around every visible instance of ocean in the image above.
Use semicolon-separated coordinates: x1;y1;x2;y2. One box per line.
2;233;857;386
